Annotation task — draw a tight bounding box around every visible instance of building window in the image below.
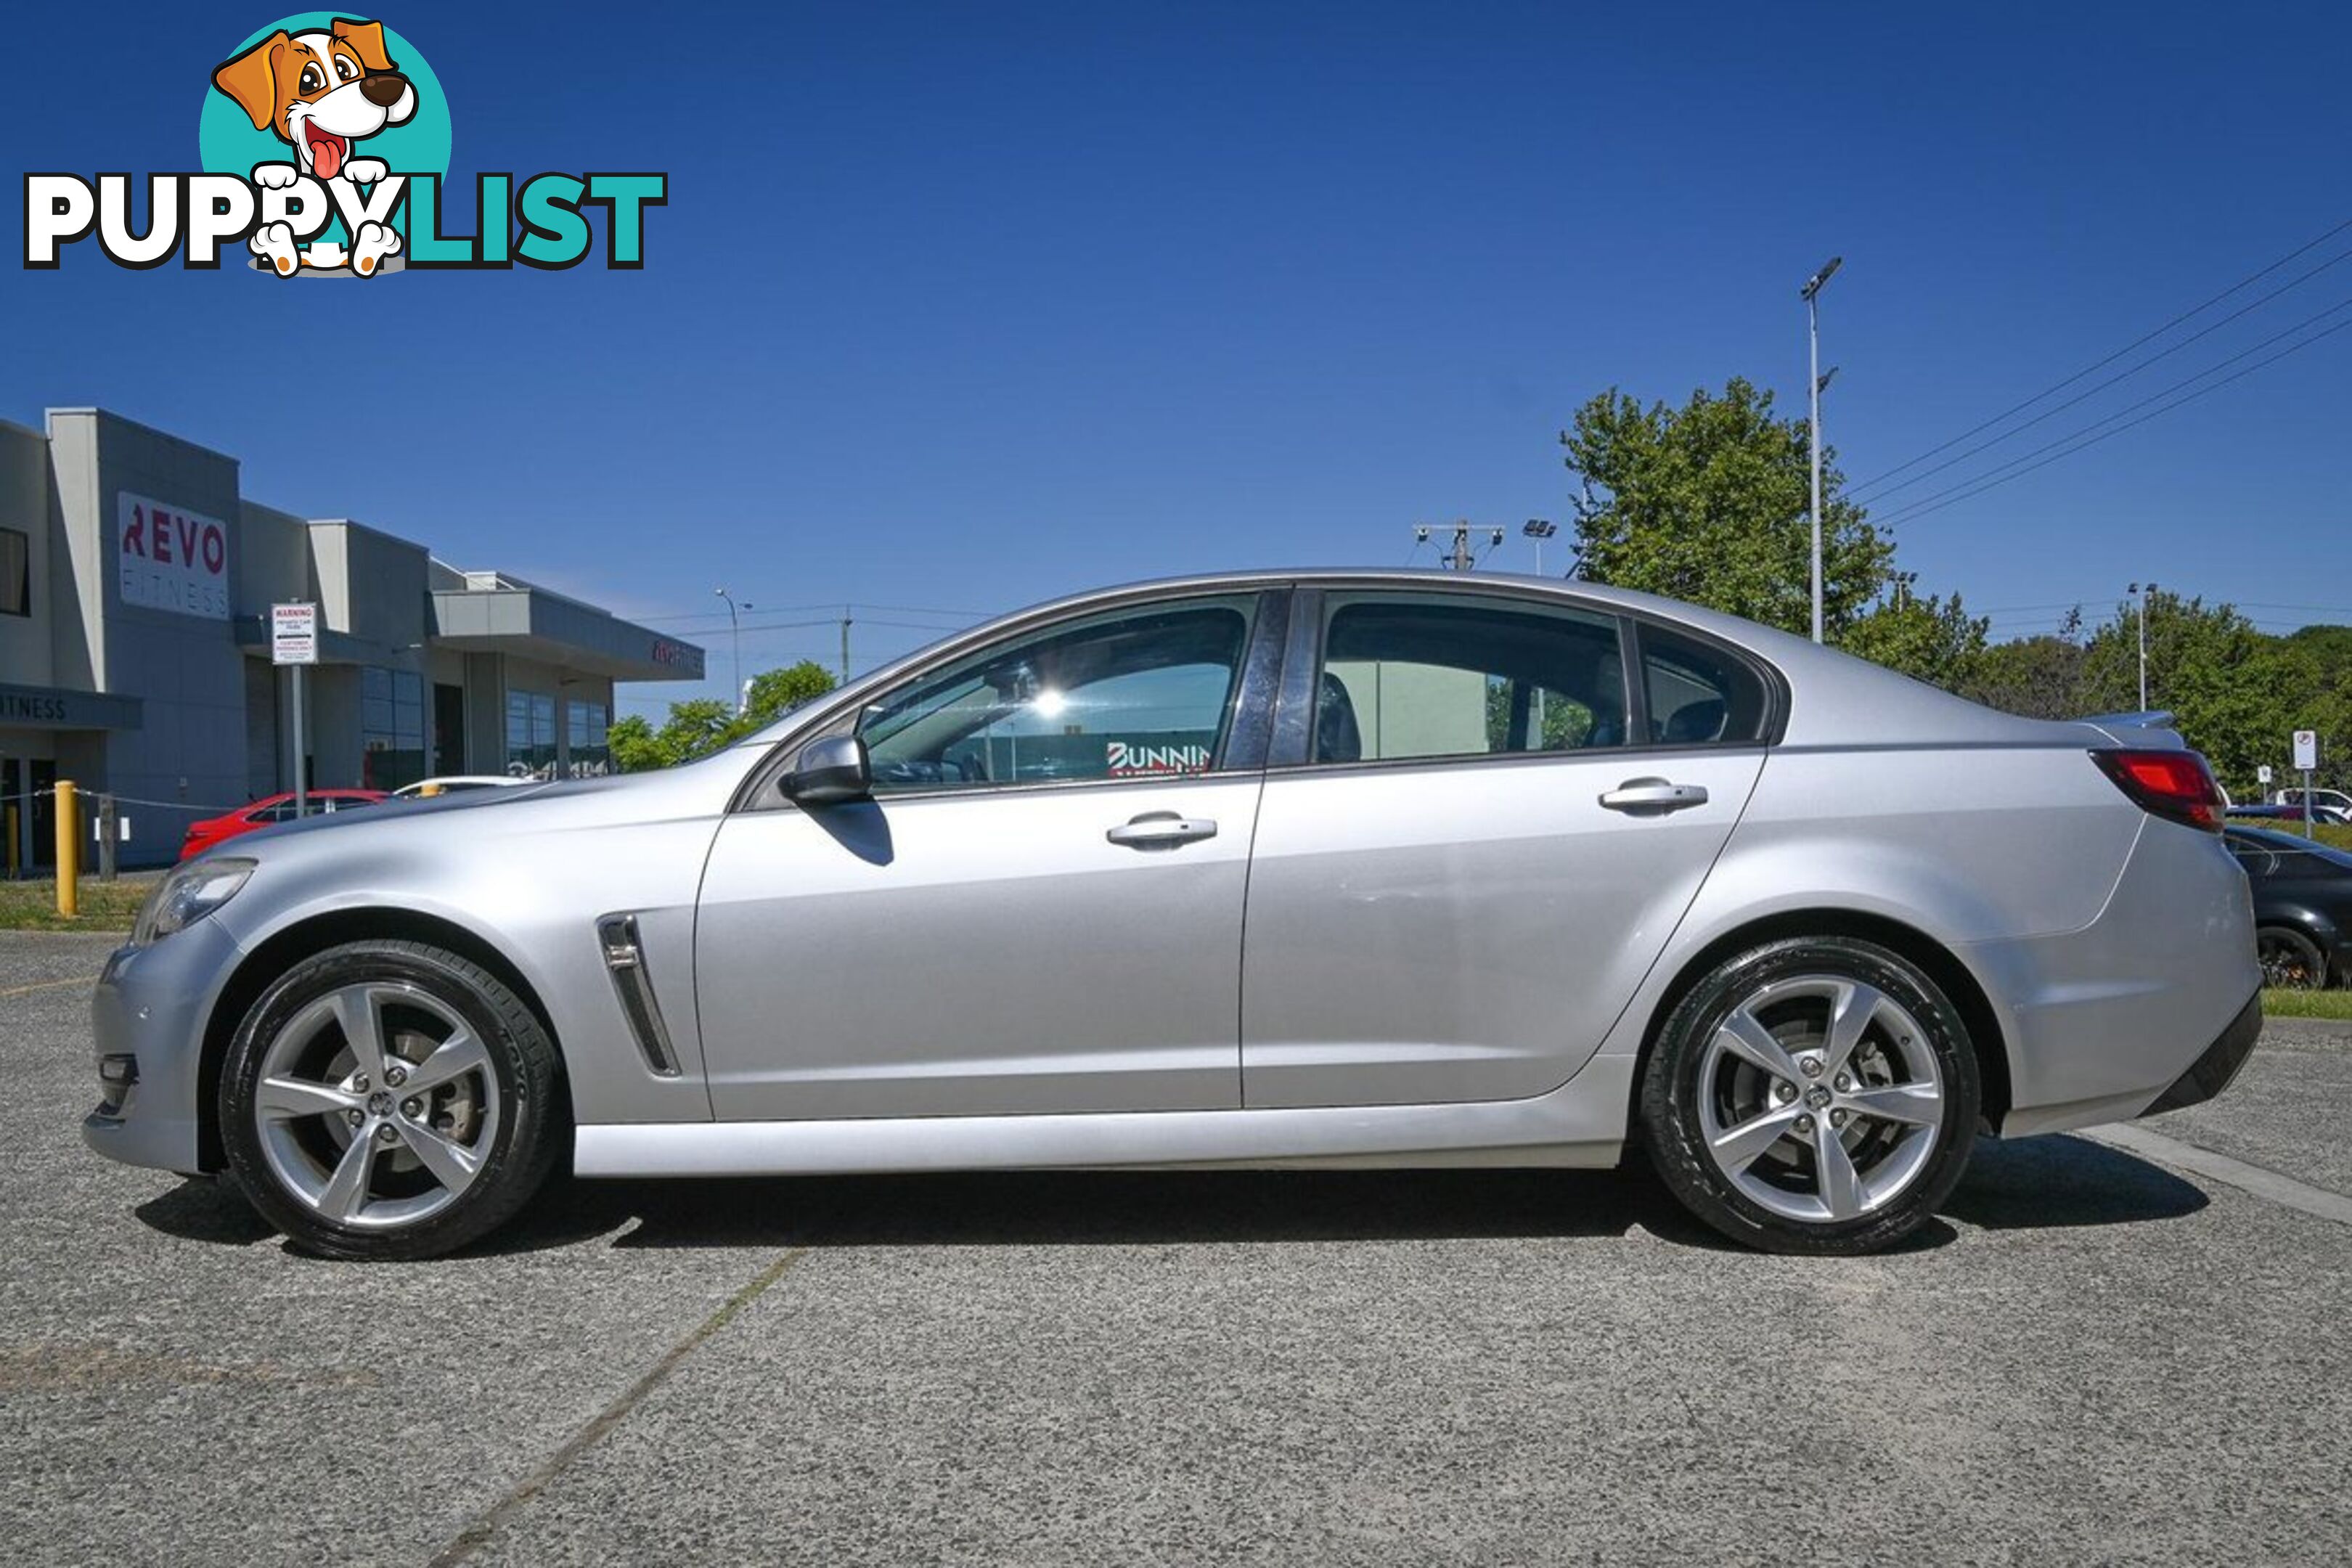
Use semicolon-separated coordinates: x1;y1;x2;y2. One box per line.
361;666;427;791
0;527;27;617
505;690;558;780
565;698;611;777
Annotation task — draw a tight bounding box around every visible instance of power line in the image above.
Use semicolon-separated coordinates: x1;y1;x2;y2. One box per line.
636;598;989;626
1855;243;2352;504
1876;305;2352;528
1850;214;2352;494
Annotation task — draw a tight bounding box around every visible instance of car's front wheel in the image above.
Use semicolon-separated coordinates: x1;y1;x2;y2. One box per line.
1639;936;1982;1255
219;940;563;1260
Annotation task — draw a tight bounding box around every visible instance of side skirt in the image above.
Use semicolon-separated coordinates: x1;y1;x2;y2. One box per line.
575;1055;1637;1178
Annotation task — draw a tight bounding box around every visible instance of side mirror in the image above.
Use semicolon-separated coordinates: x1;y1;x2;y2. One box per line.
783;734;872;806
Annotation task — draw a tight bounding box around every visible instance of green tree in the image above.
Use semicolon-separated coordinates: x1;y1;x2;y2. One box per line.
1837;589;1990;690
609;660;838;770
741;661;836;725
1958;615;2088;720
2078;592;2289;796
1561;377;1895;637
2275;626;2352;796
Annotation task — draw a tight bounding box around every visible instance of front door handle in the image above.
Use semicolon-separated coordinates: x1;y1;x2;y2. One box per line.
1106;812;1219;849
1598;777;1709;814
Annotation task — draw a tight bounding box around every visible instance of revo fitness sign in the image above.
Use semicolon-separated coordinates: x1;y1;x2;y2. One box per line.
118;493;230;620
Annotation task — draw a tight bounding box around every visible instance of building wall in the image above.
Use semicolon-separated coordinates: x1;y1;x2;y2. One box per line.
0;421;54;688
7;407;698;868
51;411;251;862
237;499;318;613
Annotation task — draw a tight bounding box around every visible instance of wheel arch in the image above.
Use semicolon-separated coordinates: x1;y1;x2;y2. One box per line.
1629;907;2012;1138
194;907;565;1172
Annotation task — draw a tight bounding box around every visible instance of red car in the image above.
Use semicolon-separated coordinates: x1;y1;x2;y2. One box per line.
179;790;388;862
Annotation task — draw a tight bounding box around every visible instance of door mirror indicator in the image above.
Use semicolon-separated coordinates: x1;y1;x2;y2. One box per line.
784;735;873;806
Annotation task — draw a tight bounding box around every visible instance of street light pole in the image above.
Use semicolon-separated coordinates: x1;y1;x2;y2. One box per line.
2130;581;2158;711
1801;256;1842;644
714;588;751;714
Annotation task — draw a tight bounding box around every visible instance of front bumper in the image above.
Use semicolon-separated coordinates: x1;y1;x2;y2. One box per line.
79;917;246;1175
2141;991;2263;1116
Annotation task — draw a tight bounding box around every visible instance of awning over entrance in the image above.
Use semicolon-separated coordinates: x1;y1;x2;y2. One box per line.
428;569;705;683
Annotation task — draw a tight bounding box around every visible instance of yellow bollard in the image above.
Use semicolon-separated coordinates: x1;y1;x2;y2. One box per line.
54;780;78;919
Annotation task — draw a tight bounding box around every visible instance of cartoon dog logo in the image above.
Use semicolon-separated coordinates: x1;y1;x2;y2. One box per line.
211;17;415;276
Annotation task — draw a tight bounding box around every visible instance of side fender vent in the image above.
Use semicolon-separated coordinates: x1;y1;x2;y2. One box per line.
596;914;682;1077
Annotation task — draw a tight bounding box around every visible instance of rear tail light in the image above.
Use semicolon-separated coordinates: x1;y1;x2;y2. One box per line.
2091;748;2225;833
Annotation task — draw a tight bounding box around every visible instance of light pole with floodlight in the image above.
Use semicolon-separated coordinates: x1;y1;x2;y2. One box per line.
714;588;753;714
1802;256;1842;643
1523;518;1557;575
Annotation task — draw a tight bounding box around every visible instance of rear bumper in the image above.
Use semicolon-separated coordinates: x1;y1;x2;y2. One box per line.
2141;990;2263;1116
1967;817;2263;1138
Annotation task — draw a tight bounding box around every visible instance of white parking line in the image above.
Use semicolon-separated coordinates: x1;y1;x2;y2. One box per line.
2081;1122;2352;1228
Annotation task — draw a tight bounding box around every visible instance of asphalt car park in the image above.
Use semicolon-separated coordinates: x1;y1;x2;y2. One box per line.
6;929;2351;1566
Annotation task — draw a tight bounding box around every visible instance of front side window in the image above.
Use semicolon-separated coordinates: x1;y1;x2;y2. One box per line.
857;596;1257;793
1313;595;1628;764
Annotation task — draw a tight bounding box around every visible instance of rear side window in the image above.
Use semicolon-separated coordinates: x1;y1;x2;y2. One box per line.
1314;595;1629;764
1637;623;1770;746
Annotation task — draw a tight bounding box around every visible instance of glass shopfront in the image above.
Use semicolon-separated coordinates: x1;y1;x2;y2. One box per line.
360;666;427;791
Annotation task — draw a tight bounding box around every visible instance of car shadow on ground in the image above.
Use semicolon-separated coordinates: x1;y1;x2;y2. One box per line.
131;1132;2207;1260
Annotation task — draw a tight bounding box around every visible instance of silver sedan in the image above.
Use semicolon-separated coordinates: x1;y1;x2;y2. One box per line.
85;571;2263;1258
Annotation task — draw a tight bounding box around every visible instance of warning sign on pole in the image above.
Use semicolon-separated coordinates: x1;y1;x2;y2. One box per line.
271;602;319;666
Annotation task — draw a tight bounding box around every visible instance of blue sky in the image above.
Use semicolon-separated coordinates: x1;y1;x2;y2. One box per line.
6;1;2347;714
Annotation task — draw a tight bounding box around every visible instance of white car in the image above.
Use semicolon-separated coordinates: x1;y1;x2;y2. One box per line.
2271;787;2352;822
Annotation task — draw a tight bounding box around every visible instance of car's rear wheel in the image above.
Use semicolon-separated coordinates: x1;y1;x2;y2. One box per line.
1639;936;1981;1255
2256;926;2326;989
219;940;563;1260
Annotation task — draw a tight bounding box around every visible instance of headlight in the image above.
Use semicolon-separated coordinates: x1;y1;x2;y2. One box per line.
131;858;256;946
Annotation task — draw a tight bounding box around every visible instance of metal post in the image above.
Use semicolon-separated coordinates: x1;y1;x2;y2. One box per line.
54;780;77;918
1801;257;1841;645
2131;581;2157;712
98;794;118;882
291;662;308;818
840;608;852;685
2137;589;2147;712
1808;295;1823;642
2305;769;2316;841
715;589;746;716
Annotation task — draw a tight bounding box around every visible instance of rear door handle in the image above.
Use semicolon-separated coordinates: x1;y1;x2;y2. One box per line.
1106;812;1219;849
1598;777;1709;814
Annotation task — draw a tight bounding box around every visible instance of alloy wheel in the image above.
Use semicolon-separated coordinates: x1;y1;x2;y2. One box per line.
1694;974;1945;1224
251;981;501;1230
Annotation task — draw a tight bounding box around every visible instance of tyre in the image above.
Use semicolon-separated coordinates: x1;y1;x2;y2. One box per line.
1639;936;1982;1255
219;940;564;1260
2256;926;2326;990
